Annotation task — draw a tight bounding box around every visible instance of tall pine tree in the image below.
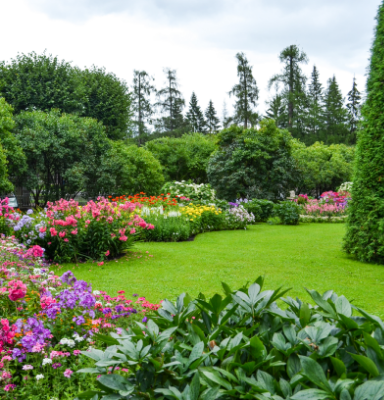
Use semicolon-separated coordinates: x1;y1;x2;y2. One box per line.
322;76;348;143
265;93;286;128
346;77;362;143
131;70;156;145
306;65;324;144
343;1;384;263
269;45;308;139
205;100;220;133
186;92;205;133
155;68;186;136
229;52;259;129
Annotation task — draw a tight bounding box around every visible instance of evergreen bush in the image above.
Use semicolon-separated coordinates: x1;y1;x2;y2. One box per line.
343;2;384;263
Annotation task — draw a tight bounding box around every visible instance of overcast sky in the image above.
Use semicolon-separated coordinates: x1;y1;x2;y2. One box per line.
1;0;381;118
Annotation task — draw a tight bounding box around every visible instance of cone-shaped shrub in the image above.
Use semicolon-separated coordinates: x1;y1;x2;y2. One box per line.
343;2;384;262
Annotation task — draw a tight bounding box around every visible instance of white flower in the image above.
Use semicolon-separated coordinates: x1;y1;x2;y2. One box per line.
42;358;52;365
59;338;76;348
33;268;42;275
93;290;101;295
36;374;45;381
106;302;112;307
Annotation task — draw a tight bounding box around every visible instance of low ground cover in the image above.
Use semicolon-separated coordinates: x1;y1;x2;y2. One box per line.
63;223;384;317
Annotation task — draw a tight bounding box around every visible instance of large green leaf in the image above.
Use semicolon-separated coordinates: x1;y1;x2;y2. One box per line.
189;372;200;400
299;356;332;393
201;370;233;390
291;389;332;400
250;335;266;359
300;303;311;327
335;296;352;318
349;353;380;377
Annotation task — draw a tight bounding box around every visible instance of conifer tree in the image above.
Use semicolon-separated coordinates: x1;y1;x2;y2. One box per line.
265;93;286;128
186;92;205;133
229;52;259;129
268;45;308;138
344;1;384;263
155;68;186;135
222;101;233;129
306;65;324;142
346;77;362;142
205;100;220;133
131;70;156;145
322;76;348;143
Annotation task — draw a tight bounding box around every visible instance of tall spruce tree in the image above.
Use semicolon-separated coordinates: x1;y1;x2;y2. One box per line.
306;65;324;143
265;93;286;128
229;52;259;129
268;45;308;139
322;76;348;143
155;68;186;136
205;100;220;133
186;92;205;132
343;1;384;263
131;70;156;145
346;77;362;143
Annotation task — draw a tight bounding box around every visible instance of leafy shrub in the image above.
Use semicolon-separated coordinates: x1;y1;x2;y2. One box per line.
245;199;274;222
77;276;384;400
273;201;301;225
267;216;282;225
207;121;300;201
161;181;216;202
238;200;262;222
226;205;255;229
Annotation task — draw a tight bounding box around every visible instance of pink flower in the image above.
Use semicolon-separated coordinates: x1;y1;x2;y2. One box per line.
64;238;69;242
39;226;46;233
97;262;104;266
50;227;57;236
73;350;81;356
86;219;91;224
4;384;16;391
59;231;66;238
63;368;73;378
71;229;78;235
105;250;110;256
130;228;136;234
119;235;128;242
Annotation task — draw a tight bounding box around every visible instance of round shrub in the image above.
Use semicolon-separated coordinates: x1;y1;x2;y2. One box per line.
273;201;301;225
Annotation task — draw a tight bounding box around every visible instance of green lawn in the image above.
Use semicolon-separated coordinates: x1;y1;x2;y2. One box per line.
58;224;384;317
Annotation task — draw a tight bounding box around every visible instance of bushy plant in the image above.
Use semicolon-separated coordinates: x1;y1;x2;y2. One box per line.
207;121;300;201
236;199;262;222
77;277;384;400
6;198;154;262
226;205;255;229
273;201;301;225
245;199;274;222
161;181;216;202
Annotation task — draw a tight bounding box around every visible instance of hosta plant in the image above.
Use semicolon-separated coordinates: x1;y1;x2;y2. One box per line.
76;277;384;400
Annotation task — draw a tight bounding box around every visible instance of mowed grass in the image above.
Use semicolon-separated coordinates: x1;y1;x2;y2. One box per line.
58;224;384;317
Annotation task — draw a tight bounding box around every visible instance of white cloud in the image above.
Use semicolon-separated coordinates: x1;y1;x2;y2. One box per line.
0;0;379;119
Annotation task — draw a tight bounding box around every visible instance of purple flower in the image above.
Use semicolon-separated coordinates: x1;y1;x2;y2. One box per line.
72;315;85;325
102;308;112;314
60;271;77;286
52;363;62;369
132;294;139;297
142;317;148;323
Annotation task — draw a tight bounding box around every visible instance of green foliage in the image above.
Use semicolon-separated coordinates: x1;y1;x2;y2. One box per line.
269;45;308;138
107;142;164;195
145;133;216;183
229;52;259;129
273;201;301;225
292;140;355;196
207;120;300;201
265;93;286;129
75;66;132;140
344;1;384;263
346;77;362;143
0;97;26;186
246;199;274;222
155;68;188;136
186;92;206;133
0;51;81;115
77;278;384;400
240;201;262;222
131;70;156;145
320;76;350;144
205;100;220;133
14;109;111;205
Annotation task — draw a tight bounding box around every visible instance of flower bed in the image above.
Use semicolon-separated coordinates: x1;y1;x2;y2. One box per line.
3;198;154;263
0;236;160;398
